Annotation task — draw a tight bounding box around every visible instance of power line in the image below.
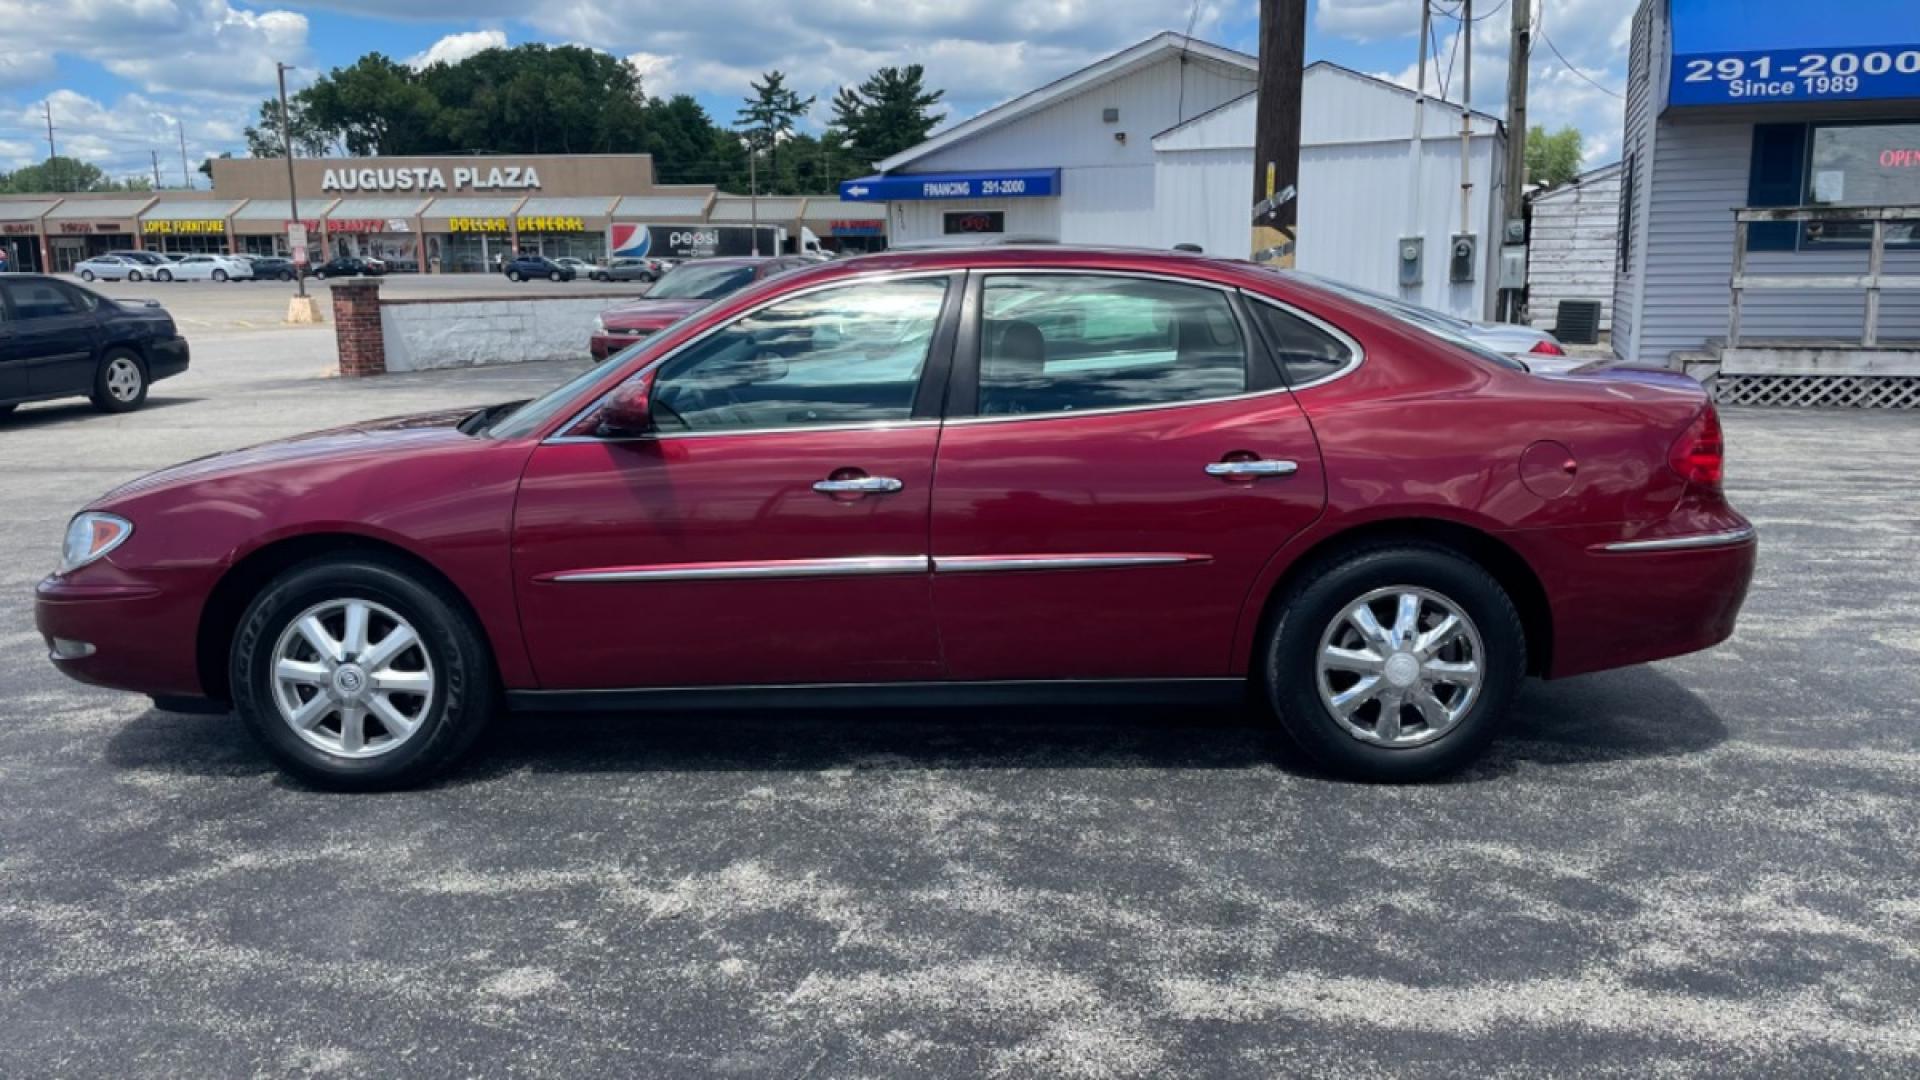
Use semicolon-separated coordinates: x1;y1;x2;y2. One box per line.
1536;7;1623;100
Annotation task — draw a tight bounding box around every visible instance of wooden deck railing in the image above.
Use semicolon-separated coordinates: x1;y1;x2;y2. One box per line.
1730;205;1920;348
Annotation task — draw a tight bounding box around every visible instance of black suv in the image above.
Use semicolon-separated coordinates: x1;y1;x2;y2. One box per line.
504;254;575;282
0;275;190;415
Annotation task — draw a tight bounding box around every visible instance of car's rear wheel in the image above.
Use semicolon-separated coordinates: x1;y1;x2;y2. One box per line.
231;557;496;790
156;269;173;282
507;270;522;282
212;269;228;282
549;270;562;282
279;270;294;282
80;269;96;282
91;349;148;413
128;269;143;282
1262;544;1524;782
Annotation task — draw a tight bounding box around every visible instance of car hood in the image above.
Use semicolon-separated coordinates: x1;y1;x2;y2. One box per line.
600;298;709;330
96;407;483;504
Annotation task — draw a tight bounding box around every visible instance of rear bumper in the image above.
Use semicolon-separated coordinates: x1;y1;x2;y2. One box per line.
1511;509;1757;679
149;336;190;382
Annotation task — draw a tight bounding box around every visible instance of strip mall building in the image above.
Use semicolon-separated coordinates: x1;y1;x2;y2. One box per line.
0;153;886;273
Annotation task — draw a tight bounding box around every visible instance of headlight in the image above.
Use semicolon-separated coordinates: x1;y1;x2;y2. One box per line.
60;513;133;574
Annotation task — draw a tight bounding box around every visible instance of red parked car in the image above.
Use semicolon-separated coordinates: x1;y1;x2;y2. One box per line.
588;255;812;359
37;246;1756;789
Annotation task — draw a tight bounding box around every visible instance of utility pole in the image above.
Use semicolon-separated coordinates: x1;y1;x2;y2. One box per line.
43;103;58;191
1249;0;1307;264
178;120;191;189
278;62;308;299
1501;0;1534;321
151;150;162;189
748;139;760;256
1403;0;1432;294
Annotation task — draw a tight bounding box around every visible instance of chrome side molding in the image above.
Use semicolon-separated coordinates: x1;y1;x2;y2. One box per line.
933;553;1209;573
1598;526;1757;553
545;556;929;583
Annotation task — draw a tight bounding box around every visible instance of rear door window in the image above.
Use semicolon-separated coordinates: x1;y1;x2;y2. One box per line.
975;274;1248;416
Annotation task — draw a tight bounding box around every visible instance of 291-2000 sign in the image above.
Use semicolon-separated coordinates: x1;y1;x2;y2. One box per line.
1683;50;1920;99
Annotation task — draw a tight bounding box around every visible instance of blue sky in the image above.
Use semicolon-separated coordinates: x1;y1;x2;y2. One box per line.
0;1;1632;184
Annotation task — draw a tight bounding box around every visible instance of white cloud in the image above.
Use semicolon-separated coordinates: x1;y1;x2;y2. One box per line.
0;1;311;99
8;89;238;185
624;51;677;99
409;29;509;70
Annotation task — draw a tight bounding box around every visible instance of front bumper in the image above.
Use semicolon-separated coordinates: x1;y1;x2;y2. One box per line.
35;568;211;698
589;331;651;360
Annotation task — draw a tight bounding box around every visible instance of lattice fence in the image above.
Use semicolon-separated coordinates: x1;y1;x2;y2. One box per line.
1714;375;1920;409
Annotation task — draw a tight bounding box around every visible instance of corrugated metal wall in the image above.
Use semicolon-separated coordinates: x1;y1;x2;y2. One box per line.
1613;0;1660;361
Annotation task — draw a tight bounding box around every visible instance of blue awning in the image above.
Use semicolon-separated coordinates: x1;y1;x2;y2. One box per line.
1670;0;1920;107
839;169;1061;202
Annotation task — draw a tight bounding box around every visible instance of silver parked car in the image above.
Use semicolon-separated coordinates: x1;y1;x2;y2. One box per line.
73;255;145;283
593;256;665;283
1289;272;1582;373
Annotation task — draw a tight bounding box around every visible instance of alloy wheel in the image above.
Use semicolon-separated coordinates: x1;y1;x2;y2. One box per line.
1315;586;1484;748
269;598;435;759
104;355;144;403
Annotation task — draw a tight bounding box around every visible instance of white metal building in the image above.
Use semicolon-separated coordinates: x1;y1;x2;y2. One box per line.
841;34;1509;319
1525;162;1622;335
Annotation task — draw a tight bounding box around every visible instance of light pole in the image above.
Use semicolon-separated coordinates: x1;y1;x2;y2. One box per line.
277;61;307;300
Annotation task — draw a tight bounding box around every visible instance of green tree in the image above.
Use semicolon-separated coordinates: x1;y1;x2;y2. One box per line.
1526;124;1584;188
243;95;335;158
830;65;944;170
0;155;150;193
736;70;815;179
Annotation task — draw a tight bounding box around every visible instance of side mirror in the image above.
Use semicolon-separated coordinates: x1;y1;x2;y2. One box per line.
595;375;654;438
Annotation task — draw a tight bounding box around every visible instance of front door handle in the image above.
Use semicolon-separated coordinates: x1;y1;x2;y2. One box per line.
1205;459;1299;479
813;476;904;494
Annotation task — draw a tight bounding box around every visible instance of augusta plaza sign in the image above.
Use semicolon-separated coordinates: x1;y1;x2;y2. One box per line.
321;165;543;193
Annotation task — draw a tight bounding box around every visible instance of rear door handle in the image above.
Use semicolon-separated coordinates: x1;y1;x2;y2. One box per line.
813;476;904;494
1205;460;1299;478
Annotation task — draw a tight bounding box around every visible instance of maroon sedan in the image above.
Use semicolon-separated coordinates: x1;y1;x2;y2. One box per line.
38;247;1755;789
589;255;812;359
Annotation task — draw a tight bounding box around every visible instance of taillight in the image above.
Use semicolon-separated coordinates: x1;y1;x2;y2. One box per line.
1668;405;1725;489
1530;339;1567;356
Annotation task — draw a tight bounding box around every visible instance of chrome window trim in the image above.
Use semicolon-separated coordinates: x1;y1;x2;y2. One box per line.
949;268;1290;427
933;554;1210;574
546;556;929;583
1238;291;1367;391
544;418;941;445
1598;526;1757;553
543;268;962;445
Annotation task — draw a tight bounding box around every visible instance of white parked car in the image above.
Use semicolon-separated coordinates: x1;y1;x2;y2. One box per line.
73;255;145;282
554;257;603;279
167;254;255;282
1288;272;1582;373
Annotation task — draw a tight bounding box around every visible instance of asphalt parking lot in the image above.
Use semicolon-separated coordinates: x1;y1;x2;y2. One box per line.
1;324;1918;1075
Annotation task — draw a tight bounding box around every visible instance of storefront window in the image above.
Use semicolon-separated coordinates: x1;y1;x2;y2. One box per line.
1806;121;1920;246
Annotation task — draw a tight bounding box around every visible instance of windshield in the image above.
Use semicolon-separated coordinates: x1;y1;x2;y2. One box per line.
646;262;757;300
484;300;717;438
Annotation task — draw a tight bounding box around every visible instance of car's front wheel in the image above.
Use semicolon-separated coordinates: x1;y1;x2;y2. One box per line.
1263;544;1525;782
156;269;173;282
231;557;497;790
91;349;148;413
80;269;96;282
128;269;143;282
212;269;228;282
506;270;522;282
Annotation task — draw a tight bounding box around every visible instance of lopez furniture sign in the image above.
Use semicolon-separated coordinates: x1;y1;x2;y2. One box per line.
322;165;543;193
142;219;225;235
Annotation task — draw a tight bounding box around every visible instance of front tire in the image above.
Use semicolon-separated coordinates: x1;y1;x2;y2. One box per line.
231;557;497;790
128;269;143;282
507;270;522;282
1262;544;1525;782
549;270;562;282
212;269;227;282
91;349;148;413
80;269;96;282
157;269;173;282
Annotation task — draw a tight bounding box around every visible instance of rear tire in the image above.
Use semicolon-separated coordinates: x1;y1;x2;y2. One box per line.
80;269;96;282
1262;543;1525;782
128;269;143;282
549;270;562;282
91;349;149;413
230;557;497;791
212;269;228;282
507;270;522;282
156;269;173;282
